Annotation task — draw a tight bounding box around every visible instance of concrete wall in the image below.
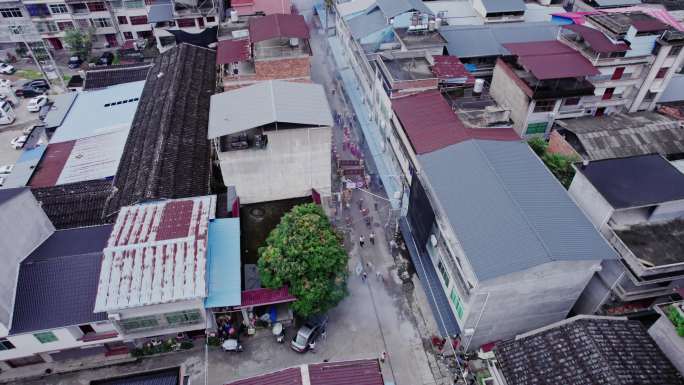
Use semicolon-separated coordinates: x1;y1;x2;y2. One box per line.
649;305;684;376
547;130;581;158
233;0;291;15
573;258;624;315
490;61;530;137
0;321;120;363
114;299;207;340
568;170;614;229
464;259;600;349
0;190;54;336
650;199;684;223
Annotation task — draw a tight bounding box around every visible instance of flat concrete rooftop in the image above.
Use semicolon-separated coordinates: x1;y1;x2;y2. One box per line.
616;219;684;267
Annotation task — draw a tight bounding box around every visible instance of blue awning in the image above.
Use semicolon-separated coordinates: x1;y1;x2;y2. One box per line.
205;218;242;308
399;217;460;337
148;3;174;23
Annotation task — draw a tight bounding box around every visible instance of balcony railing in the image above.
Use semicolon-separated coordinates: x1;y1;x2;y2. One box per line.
79;330;119;342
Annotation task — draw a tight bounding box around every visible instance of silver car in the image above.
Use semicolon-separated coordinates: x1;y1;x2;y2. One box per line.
290;315;328;353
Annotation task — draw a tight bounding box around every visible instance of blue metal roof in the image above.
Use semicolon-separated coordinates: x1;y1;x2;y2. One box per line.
205;218;242;308
50;81;145;144
418;140;617;282
348;8;389;40
43;92;77;130
1;141;47;188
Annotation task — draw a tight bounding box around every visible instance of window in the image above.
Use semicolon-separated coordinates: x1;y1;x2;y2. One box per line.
526;122;547;135
119;315;159;332
437;259;450;288
76;18;90;28
656;67;669;79
0;339;15;350
117;15;128;24
36;21;58;33
206;16;215;22
109;0;122;8
26;4;50;16
87;2;106;11
165;310;202;326
563;97;580;106
92;17;112;27
449;288;464;319
57;21;74;31
0;8;22;18
611;67;625;80
129;15;148;25
602;87;614;100
123;31;133;39
669;46;683;57
644;91;658;101
71;3;88;13
49;4;69;14
34;331;58;344
176;18;195;27
533;99;555;113
78;324;95;334
124;0;144;8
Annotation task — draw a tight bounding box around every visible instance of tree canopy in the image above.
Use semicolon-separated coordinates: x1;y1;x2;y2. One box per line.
528;137;577;188
258;203;348;318
63;28;93;61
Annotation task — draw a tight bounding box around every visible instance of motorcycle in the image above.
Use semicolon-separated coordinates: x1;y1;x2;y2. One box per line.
221;338;243;353
273;322;286;343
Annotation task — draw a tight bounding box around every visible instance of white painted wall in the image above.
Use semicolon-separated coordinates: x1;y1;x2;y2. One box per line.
0;321;120;362
568;170;614;229
114;299;207;340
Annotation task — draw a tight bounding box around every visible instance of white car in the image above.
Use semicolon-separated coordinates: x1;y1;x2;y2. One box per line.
0;176;5;186
27;95;48;112
0;164;13;174
10;135;27;149
0;79;12;88
0;63;15;74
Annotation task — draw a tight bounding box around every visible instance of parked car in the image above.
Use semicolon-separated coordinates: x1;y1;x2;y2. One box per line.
290;315;328;353
97;52;115;66
67;56;83;69
0;175;5;186
0;63;16;74
0;164;13;174
10;135;27;149
27;95;48;112
15;79;49;98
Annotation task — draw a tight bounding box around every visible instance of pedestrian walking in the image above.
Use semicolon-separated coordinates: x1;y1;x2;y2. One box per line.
366;261;373;270
380;351;387;363
359;235;365;248
369;231;375;245
376;271;383;282
362;271;368;282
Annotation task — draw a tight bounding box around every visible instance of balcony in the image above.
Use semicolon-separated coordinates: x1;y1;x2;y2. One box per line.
79;330;119;342
559;34;652;67
529;79;595;100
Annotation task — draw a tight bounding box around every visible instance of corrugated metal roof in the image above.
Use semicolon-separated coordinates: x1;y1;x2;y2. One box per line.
440;22;560;58
513;48;599;80
347;8;388;40
249;14;309;43
56;130;128;185
481;0;525;14
576;154;684;209
375;0;432;18
10;225;113;334
562;24;630;53
418;140;617;281
338;0;375;18
392;91;519;154
43;92;77;129
226;367;302;385
216;38;250;64
1;141;47;189
205;218;241;308
593;0;641;7
208;80;333;138
28;141;76;188
147;2;174;23
83;64;152;90
92;368;180;385
49;81;144;144
309;360;384;385
95;196;215;312
239;286;296;308
431;55;475;84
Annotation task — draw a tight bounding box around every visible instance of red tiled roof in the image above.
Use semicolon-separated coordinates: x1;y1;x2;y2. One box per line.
217;39;250;65
431;55;474;85
562;24;630;53
28;141;75;188
240;286;296;308
392;91;519;154
632;18;668;33
226;367;302;385
309;360;384;385
249;14;309;43
503;41;599;80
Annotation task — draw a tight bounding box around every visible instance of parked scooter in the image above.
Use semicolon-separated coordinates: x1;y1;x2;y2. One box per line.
273;322;286;343
221;338;243;353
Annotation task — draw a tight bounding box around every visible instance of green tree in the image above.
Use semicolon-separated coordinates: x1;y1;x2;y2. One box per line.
528;138;577;189
63;28;93;60
528;136;547;157
258;203;348;317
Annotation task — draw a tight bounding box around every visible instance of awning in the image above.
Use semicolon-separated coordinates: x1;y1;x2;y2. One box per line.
239;287;296;308
148;3;174;23
399;218;460;337
216;39;250;65
205;218;242;308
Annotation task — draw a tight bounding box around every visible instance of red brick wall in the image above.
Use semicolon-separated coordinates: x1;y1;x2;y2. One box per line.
548;130;580;158
254;57;310;81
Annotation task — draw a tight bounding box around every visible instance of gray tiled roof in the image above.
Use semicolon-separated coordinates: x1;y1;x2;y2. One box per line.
10;225;113;334
440;22;560;58
375;0;432;18
92;368;180;385
418;140;617;281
